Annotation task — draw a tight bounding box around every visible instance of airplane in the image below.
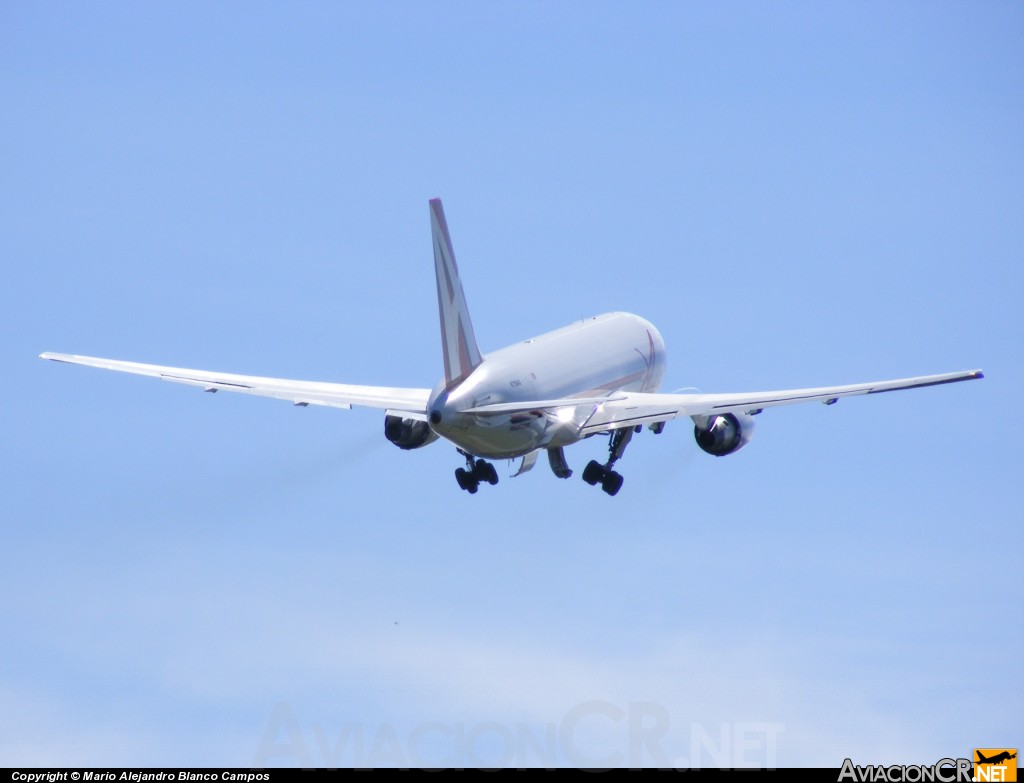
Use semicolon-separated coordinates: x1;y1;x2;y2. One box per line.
976;751;1016;765
40;198;984;496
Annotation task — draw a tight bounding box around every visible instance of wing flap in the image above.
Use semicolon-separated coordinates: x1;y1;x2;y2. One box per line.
39;352;430;413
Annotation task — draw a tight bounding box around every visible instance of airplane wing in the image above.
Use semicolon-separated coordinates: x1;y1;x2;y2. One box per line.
575;369;985;434
38;352;431;415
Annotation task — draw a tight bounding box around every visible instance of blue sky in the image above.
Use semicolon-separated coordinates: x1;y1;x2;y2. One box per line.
2;1;1021;768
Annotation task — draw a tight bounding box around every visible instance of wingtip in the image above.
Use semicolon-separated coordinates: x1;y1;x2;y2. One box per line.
973;369;985;379
40;352;74;363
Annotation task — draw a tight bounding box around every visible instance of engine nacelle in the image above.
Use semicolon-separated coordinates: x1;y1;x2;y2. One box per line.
693;412;756;457
384;415;440;450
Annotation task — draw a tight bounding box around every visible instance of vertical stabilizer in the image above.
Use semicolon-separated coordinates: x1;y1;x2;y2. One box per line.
430;198;483;388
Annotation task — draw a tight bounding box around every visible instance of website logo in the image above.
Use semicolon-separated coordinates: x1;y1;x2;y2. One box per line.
974;749;1017;782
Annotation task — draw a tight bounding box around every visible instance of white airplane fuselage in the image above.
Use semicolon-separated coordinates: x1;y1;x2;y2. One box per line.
427;311;666;459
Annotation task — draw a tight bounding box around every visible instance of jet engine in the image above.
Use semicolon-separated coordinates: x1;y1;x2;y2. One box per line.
384;415;440;450
692;412;756;457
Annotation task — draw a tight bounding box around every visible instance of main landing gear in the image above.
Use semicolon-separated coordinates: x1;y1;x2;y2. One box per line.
454;450;499;494
582;427;635;496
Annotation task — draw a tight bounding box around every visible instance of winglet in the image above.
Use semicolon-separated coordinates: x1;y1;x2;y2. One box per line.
430;198;483;389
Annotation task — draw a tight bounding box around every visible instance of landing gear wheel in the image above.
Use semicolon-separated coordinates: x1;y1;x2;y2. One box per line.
584;428;634;495
582;460;605;486
476;459;499;486
455;467;479;494
601;470;624;496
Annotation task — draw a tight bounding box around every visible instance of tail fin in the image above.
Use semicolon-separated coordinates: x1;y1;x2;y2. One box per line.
430;198;483;388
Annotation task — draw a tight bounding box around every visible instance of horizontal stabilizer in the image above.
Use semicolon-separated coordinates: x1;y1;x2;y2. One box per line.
459;395;627;415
